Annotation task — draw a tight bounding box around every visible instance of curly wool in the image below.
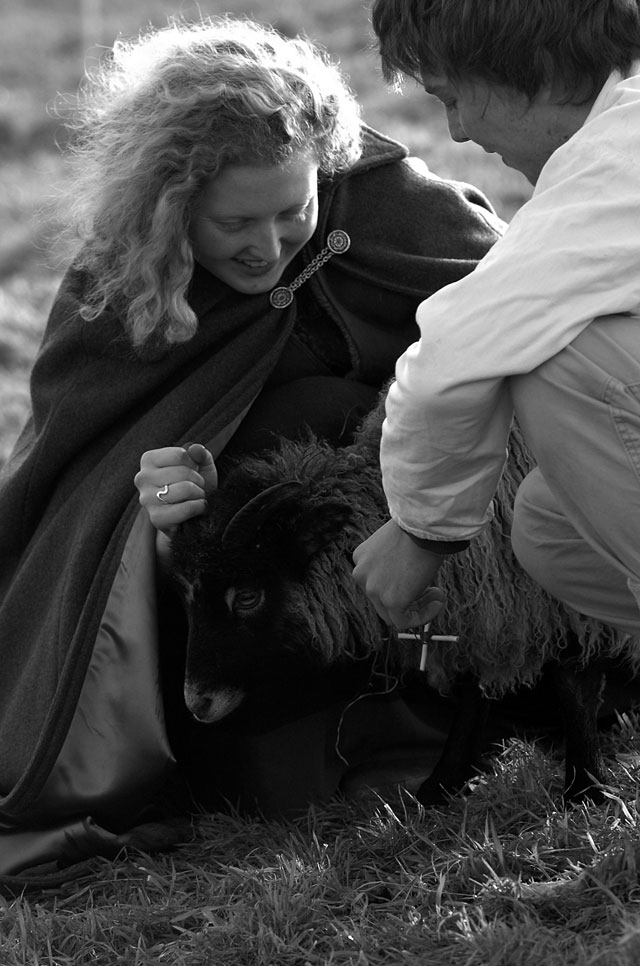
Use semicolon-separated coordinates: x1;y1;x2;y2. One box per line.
354;404;639;695
239;400;640;698
427;422;640;696
217;436;390;665
287;552;385;664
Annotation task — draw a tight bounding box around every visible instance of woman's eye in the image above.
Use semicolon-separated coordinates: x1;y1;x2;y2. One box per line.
216;220;246;233
281;201;313;223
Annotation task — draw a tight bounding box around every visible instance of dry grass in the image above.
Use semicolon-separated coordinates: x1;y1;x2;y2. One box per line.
2;1;638;964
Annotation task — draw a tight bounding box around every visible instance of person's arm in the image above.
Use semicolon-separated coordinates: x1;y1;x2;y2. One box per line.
383;135;640;541
352;518;448;628
353;124;640;627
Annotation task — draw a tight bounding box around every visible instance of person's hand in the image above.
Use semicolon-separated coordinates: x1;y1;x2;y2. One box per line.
352;518;445;629
135;443;218;538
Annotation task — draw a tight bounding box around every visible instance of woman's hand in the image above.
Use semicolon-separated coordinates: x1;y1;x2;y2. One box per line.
352;518;445;630
134;443;218;538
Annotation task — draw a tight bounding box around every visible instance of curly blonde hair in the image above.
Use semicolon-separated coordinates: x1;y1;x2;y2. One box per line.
61;17;362;347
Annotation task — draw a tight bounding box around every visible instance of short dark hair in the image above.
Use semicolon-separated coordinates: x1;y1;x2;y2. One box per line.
372;0;640;101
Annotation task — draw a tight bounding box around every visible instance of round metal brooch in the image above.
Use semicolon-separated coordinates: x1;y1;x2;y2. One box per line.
326;229;351;254
268;229;351;309
269;287;295;309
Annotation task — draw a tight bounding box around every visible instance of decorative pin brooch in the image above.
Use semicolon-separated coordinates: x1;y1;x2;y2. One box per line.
269;229;351;309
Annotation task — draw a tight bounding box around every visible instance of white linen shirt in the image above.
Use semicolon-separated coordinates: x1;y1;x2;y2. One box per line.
381;65;640;543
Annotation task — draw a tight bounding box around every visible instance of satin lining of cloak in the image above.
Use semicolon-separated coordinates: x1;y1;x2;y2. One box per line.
30;508;173;826
0;404;254;875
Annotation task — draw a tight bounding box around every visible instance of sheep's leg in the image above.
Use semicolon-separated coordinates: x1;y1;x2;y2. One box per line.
415;674;491;807
550;658;607;805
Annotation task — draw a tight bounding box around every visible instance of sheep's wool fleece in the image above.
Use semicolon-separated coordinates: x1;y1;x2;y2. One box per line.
341;404;640;695
427;422;640;696
0;125;503;881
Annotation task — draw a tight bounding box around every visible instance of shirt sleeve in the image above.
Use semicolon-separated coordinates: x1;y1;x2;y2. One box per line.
381;127;640;542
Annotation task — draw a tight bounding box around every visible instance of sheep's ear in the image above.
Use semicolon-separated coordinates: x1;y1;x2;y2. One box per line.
286;500;356;563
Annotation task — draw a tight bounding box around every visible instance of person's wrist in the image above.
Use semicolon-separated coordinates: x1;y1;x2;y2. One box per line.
155;529;173;571
401;529;470;556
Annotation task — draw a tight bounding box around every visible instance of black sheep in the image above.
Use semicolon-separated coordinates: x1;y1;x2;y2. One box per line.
169;397;640;806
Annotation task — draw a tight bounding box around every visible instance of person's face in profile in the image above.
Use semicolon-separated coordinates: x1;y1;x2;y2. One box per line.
422;71;576;185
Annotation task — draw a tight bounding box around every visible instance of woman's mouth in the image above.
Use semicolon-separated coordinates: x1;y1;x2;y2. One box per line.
233;257;275;276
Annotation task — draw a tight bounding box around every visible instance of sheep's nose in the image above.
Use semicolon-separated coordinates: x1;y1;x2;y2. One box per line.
184;683;244;723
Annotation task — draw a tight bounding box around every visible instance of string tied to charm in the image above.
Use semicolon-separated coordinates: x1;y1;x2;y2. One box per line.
269;229;350;309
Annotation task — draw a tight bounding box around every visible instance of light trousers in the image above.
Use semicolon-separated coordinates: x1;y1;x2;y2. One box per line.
510;314;640;637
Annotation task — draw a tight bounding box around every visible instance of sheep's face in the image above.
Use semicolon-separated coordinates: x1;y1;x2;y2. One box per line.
170;479;366;725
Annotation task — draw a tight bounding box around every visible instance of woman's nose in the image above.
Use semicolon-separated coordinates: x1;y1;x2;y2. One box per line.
248;221;282;261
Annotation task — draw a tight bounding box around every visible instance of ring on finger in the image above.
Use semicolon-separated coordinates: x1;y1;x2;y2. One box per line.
156;484;171;504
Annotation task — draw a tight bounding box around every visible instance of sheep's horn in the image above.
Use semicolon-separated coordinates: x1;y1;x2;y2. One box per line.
221;480;302;548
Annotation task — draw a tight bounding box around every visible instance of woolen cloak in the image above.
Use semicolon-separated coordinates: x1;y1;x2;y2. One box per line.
0;126;502;882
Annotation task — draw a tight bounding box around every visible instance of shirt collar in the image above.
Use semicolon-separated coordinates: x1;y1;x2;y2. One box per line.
585;59;640;123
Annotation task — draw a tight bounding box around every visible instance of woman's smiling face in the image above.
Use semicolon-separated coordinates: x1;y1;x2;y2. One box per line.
190;150;319;295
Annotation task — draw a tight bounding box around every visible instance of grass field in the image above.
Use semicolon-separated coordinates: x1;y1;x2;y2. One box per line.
2;726;640;965
4;2;640;964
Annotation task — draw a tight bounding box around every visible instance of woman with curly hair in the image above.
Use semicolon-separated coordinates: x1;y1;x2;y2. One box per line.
0;16;502;881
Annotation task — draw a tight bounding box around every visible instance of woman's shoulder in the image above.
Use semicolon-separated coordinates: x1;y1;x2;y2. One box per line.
339;124;500;224
352;124;409;171
325;125;504;247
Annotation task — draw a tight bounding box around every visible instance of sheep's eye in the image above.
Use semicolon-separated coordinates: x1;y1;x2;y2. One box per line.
224;587;265;614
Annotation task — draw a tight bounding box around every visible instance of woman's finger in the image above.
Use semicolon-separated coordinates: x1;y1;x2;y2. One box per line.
147;498;208;536
139;479;206;510
139;446;195;470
